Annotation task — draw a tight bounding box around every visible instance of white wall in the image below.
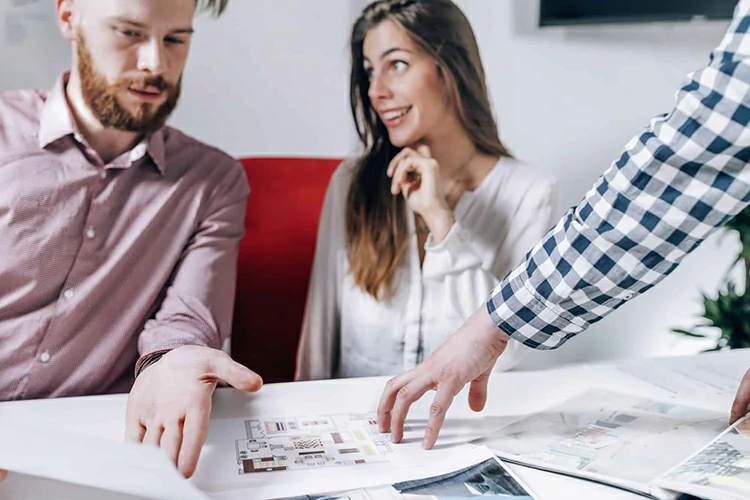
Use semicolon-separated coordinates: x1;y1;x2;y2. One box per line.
0;1;69;91
170;0;354;157
0;0;743;368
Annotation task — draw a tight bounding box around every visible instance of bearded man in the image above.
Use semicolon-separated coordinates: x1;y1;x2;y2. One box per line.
0;0;262;481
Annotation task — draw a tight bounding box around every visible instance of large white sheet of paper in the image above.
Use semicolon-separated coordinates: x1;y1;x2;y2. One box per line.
0;418;207;500
616;352;749;409
1;473;146;500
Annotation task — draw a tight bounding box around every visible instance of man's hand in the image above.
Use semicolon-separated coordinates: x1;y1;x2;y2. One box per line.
730;367;750;425
125;346;262;478
378;306;510;450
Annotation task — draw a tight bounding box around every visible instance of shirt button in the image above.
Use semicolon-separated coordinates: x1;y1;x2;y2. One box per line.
622;292;635;301
100;170;108;180
87;227;96;239
39;351;51;363
63;289;74;300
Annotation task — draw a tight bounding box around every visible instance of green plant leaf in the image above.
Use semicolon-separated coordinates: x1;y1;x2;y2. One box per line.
671;328;708;338
673;205;750;351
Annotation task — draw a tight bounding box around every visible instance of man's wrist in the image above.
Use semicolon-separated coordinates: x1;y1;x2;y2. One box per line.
477;304;510;357
134;350;170;378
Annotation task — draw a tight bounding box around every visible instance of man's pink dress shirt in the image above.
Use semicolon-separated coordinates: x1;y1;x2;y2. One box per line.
0;74;249;400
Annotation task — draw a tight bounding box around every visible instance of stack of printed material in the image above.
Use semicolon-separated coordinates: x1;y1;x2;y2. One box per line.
479;389;750;500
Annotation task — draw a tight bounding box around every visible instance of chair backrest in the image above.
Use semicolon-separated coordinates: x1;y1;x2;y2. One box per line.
232;157;341;383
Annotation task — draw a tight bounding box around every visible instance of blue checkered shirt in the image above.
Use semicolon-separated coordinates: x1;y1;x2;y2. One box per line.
488;1;750;349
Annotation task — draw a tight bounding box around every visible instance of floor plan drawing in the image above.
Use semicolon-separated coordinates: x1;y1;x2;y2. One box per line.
234;413;396;475
196;413;504;497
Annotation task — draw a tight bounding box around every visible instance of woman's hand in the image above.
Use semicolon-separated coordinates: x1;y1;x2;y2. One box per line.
387;145;454;242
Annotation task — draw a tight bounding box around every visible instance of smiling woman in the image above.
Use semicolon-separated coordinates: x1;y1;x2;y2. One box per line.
295;0;559;381
347;0;513;298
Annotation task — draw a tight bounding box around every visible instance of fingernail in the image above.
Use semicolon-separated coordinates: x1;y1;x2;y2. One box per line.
422;439;429;449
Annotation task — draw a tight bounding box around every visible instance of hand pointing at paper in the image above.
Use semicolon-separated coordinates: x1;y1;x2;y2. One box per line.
378;307;508;448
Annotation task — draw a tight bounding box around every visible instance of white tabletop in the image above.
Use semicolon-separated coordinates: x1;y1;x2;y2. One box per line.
2;349;749;500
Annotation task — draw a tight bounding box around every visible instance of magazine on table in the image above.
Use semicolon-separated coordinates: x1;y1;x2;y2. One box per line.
476;388;750;500
270;449;537;500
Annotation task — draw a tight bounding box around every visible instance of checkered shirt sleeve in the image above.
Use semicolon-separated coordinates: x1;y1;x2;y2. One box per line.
488;1;750;349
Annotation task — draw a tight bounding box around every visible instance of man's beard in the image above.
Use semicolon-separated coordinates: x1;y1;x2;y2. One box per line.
76;33;181;134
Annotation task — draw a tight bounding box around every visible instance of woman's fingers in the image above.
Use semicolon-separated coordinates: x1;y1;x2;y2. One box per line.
391;157;419;195
387;146;439;199
387;148;414;177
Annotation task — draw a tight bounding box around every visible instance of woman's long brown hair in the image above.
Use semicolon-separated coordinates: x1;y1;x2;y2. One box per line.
347;0;512;299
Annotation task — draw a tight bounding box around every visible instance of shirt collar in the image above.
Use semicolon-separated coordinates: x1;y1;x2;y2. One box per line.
38;73;77;150
39;72;168;176
117;130;166;175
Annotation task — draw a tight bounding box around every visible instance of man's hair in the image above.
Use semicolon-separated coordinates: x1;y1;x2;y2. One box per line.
196;0;230;17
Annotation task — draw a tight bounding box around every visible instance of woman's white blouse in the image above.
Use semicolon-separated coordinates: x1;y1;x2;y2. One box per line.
296;158;559;380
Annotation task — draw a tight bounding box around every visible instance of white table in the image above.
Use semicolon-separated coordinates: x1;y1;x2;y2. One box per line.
2;349;749;500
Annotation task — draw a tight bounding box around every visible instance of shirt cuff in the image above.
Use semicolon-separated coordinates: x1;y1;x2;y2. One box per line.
487;263;588;350
424;220;459;251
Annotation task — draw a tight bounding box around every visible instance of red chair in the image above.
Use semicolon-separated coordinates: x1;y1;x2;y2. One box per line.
232;157;341;383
